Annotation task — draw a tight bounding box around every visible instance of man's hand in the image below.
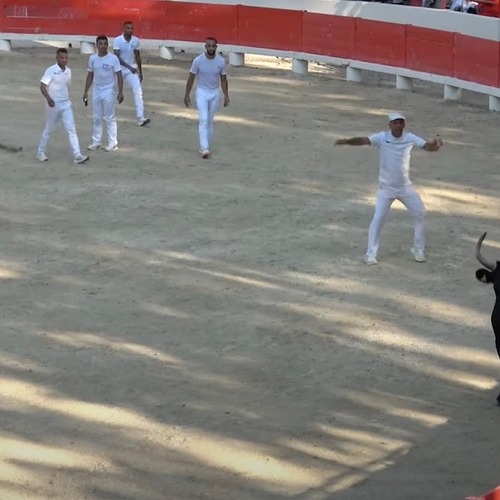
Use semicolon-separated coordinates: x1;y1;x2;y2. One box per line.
130;67;138;75
117;93;124;104
424;136;443;151
184;95;191;107
82;93;88;105
223;95;230;107
46;97;55;108
139;73;143;83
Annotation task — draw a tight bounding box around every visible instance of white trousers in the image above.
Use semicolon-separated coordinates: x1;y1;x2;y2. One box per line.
123;69;145;121
92;87;117;148
196;88;220;151
37;101;82;158
366;186;426;258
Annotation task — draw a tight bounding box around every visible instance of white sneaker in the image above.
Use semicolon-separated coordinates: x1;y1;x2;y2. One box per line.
105;144;118;152
364;255;378;265
411;247;426;263
137;118;151;126
87;143;101;151
74;154;89;164
201;149;210;159
37;152;47;162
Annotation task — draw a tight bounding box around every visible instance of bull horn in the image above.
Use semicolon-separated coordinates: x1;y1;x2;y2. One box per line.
476;232;496;271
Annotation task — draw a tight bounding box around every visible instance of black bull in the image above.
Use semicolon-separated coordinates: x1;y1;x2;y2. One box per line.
476;232;500;405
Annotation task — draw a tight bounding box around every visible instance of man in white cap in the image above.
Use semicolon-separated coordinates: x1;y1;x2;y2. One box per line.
335;112;443;265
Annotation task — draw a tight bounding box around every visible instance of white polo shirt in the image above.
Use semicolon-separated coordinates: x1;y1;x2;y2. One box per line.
87;53;121;90
368;131;426;190
113;34;140;69
190;53;227;91
40;64;71;103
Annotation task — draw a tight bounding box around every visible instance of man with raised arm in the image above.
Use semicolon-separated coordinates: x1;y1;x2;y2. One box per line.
335;112;442;265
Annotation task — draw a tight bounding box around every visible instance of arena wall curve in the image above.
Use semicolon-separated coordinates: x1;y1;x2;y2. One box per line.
1;0;500;110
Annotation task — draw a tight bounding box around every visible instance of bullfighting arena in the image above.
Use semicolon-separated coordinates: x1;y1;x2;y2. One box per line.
0;44;499;500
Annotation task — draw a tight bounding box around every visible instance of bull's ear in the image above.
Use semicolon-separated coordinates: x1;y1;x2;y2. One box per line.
476;268;492;283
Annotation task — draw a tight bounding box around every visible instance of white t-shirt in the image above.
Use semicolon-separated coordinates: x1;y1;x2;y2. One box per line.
40;63;71;103
190;53;227;91
87;53;121;90
113;34;139;69
368;131;426;190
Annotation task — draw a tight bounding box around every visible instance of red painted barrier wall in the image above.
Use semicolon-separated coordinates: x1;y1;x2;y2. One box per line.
0;0;499;88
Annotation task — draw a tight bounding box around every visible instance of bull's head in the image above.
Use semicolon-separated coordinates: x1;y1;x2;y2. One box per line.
476;232;496;283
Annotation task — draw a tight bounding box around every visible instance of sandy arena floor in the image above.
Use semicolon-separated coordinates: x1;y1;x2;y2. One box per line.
0;45;499;500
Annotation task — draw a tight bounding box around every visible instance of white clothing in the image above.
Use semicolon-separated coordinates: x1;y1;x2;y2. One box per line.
113;35;146;121
87;53;121;90
190;53;227;91
37;101;82;158
123;69;145;121
40;64;72;103
113;34;140;69
368;131;426;190
366;186;426;258
92;88;118;149
196;88;220;151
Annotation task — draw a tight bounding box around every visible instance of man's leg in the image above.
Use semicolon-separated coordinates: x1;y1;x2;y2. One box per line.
90;90;104;148
196;88;210;154
207;92;221;146
125;71;147;124
103;89;118;151
399;186;426;260
37;105;61;160
61;104;87;162
366;189;395;263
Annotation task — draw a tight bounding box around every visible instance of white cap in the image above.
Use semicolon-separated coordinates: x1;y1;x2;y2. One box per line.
388;112;406;122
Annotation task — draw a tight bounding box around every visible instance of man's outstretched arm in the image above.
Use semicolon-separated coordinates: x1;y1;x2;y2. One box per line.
335;137;371;146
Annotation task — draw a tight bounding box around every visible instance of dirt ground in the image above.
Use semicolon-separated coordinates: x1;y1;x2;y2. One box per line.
0;44;499;500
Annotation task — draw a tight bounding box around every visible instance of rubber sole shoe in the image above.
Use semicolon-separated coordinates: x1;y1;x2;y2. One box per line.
137;118;151;126
87;144;101;151
201;149;210;159
37;152;48;162
364;255;378;265
411;247;427;263
105;144;118;152
74;154;89;164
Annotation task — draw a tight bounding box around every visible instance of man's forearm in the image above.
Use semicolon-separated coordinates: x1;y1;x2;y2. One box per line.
117;73;123;94
83;74;93;95
339;137;368;146
185;75;195;96
118;56;133;71
40;85;51;101
136;56;143;76
221;78;229;97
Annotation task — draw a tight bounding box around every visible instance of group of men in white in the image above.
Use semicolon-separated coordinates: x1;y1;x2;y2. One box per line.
37;21;446;265
37;23;229;164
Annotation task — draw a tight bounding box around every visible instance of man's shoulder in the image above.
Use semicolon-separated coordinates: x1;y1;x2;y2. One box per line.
114;34;124;44
132;36;140;45
44;63;58;73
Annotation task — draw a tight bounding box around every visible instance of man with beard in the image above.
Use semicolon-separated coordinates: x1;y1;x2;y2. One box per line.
184;37;230;159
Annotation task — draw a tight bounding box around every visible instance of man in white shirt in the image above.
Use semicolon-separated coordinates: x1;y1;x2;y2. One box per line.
113;21;150;127
37;48;89;164
184;37;230;159
335;113;443;265
83;35;124;152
